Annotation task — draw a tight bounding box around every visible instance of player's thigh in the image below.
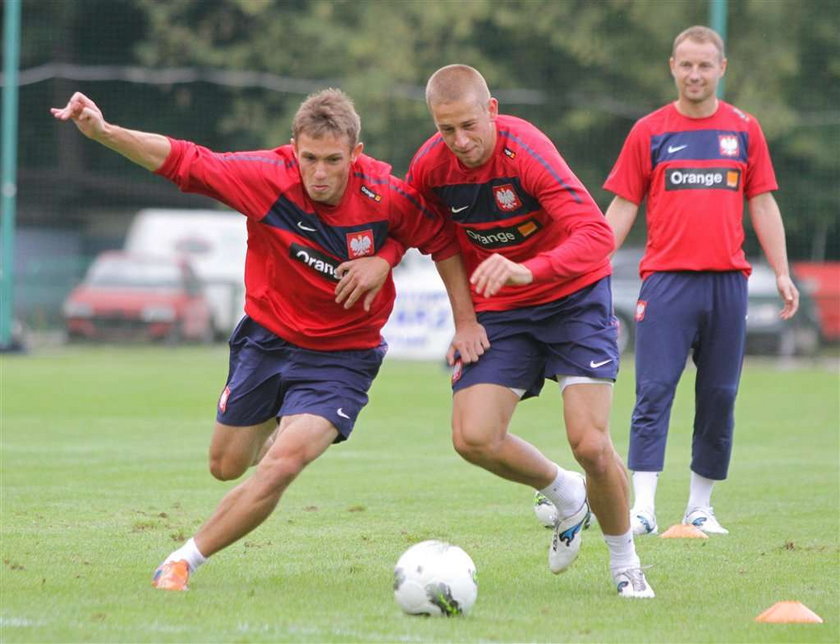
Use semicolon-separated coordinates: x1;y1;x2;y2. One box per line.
635;273;699;383
209;418;277;464
695;272;747;383
278;341;387;443
561;382;614;447
452;383;520;446
453;328;546;397
263;413;339;470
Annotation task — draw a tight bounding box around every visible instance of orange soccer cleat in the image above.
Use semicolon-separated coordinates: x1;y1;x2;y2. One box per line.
151;560;190;591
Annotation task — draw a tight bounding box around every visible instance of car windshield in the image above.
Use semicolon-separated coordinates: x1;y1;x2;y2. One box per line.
747;264;779;294
86;257;182;290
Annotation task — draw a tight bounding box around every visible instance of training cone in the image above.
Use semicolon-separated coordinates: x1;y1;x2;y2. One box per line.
755;601;823;624
659;524;708;539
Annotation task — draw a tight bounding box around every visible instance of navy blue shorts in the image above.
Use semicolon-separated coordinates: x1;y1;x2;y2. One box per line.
216;316;387;442
452;277;620;399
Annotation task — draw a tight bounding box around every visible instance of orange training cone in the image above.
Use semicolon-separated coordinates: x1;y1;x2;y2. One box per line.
659;524;708;539
755;601;824;623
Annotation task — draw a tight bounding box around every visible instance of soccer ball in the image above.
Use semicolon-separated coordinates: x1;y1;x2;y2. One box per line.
533;491;558;528
393;540;478;617
533;491;594;530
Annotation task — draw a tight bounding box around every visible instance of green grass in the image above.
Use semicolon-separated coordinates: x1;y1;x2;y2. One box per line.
2;346;838;643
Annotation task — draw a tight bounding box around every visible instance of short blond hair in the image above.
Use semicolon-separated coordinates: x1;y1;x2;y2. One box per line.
672;25;726;61
292;88;361;148
425;64;491;108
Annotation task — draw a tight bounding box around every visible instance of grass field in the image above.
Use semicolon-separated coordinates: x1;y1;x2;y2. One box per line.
2;345;838;643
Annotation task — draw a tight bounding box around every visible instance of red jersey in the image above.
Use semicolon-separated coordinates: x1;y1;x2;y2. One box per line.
603;101;778;278
156;139;458;350
407;114;613;312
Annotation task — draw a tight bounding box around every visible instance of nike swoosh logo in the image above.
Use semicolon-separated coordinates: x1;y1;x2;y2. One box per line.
450;205;469;213
589;359;613;368
297;221;317;232
667;144;687;154
337;408;350;419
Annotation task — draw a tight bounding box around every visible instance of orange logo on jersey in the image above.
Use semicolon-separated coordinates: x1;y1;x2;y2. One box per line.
360;185;382;202
518;221;538;237
726;171;740;188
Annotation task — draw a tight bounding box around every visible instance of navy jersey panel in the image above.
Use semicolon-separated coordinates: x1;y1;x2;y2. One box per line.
650;129;750;167
432;177;542;224
260;194;392;262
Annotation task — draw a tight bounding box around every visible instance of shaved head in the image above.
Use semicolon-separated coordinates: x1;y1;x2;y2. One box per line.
425;64;491;108
423;64;498;168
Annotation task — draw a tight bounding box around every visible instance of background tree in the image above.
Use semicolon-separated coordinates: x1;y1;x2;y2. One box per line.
18;0;839;259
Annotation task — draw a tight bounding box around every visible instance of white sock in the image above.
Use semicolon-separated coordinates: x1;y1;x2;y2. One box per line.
631;471;660;514
164;537;207;573
687;471;716;511
604;530;640;574
538;464;586;516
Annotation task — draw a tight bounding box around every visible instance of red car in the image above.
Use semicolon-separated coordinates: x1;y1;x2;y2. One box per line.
62;251;214;343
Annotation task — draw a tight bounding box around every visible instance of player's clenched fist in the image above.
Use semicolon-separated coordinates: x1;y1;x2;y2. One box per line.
50;92;106;140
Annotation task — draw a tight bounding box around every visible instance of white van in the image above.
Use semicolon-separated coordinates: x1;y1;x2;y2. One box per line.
124;209;456;355
123;208;247;338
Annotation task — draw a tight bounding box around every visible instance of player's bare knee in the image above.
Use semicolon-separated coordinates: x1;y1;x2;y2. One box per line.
208;453;249;481
253;453;307;493
452;435;481;463
452;428;496;465
571;434;614;477
209;462;245;481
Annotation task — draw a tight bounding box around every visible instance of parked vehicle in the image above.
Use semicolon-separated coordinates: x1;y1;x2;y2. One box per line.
609;249;646;356
792;261;840;343
62;251;214;343
123;209;247;339
744;262;821;356
611;248;822;357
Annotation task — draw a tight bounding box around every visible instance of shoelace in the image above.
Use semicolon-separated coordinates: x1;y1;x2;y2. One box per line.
623;568;648;591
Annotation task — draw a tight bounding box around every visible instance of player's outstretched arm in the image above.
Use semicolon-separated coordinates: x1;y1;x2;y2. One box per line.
51;92;171;172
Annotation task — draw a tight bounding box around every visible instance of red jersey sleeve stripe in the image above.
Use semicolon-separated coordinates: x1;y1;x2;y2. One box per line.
499;129;582;204
387;182;437;220
210;152;298;169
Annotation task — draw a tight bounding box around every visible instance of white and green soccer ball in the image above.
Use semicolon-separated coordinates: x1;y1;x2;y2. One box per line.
533;491;558;528
393;540;478;617
533;491;594;530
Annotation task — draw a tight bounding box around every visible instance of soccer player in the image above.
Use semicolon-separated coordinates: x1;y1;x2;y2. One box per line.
603;26;799;536
407;64;654;598
52;89;488;591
